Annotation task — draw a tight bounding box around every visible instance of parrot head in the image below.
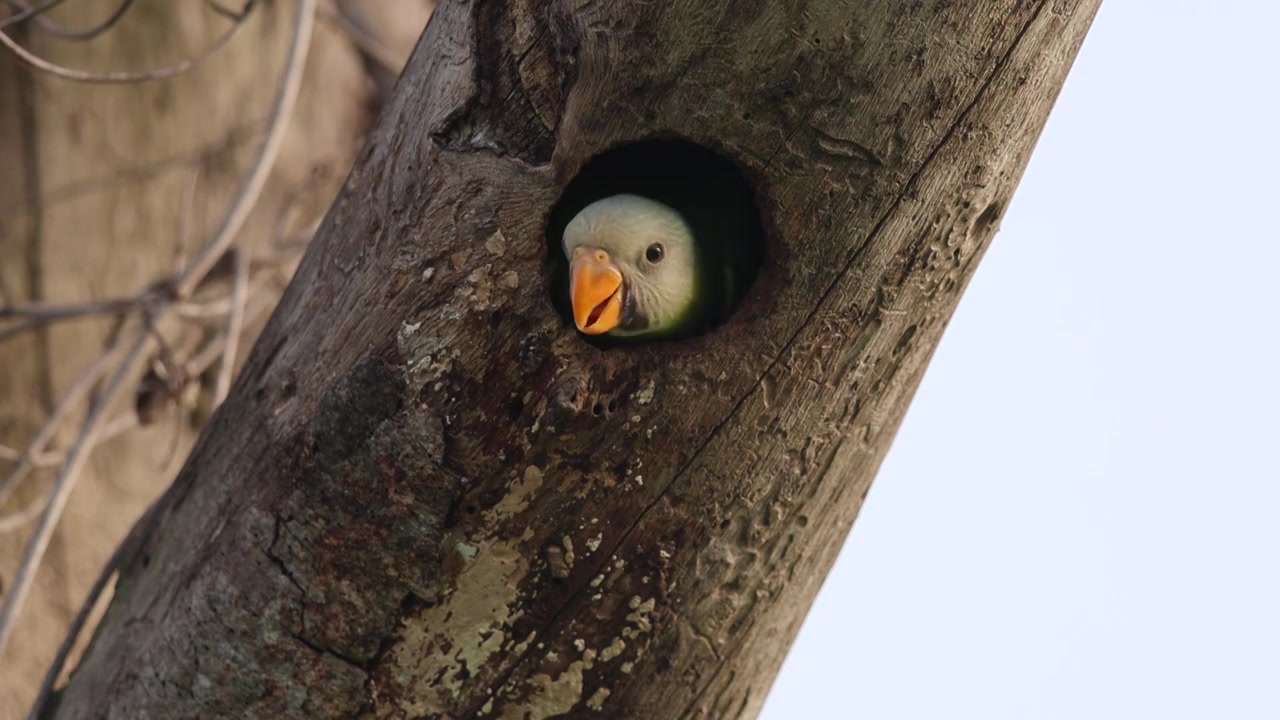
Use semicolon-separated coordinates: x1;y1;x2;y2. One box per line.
561;194;700;338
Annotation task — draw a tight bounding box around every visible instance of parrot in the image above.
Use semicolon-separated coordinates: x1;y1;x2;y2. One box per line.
544;139;764;345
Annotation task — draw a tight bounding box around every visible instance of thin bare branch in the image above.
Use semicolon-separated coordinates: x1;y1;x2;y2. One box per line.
286;213;324;247
0;3;252;84
185;285;275;381
0;330;150;654
175;0;318;296
0;495;44;533
266;162;332;252
6;0;321;678
0;318;42;344
28;497;161;720
0;412;138;467
10;0;135;41
0;296;140;321
0;343;122;507
1;413;138;535
172;166;203;276
212;250;248;406
0;297;138;345
0;0;66;31
0;294;140;322
321;0;402;74
0;120;264;219
2;444;56;468
174;298;233;319
205;0;256;22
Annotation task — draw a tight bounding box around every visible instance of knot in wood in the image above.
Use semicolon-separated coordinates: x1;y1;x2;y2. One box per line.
543;369;591;434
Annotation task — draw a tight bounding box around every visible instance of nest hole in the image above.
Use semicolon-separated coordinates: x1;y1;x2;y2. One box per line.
544;138;767;347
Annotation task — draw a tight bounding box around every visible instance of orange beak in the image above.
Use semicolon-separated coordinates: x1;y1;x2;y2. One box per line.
569;247;623;335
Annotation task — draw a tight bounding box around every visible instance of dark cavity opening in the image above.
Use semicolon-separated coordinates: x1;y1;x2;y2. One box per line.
544;138;766;348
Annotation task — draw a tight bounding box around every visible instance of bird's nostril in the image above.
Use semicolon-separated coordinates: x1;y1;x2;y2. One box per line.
595;251;608;262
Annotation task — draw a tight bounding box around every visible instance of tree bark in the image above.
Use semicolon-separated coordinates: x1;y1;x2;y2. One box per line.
46;0;1099;718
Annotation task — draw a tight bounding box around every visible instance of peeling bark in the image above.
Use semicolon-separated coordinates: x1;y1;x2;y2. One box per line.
47;0;1099;718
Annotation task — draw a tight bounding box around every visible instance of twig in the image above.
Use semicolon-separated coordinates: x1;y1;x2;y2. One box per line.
0;120;264;219
0;445;58;467
0;0;66;31
212;249;248;406
0;330;150;655
0;344;122;507
172;166;202;276
0;318;43;344
175;0;317;297
10;0;321;687
0;496;43;533
0;297;139;345
267;161;332;253
186;287;275;377
0;412;136;474
12;0;135;41
321;0;403;74
0;413;135;471
27;497;163;720
269;213;324;260
174;275;278;318
1;296;140;320
204;0;256;22
174;298;234;319
0;4;252;84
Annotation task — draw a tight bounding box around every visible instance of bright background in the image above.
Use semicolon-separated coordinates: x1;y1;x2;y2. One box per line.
764;2;1280;718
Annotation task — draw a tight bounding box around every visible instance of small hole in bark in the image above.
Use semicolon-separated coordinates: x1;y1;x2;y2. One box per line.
544;138;766;348
507;396;525;420
591;402;604;417
975;201;1002;231
465;504;478;515
607;398;619;413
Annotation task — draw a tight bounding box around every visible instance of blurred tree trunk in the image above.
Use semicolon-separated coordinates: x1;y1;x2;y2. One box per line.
0;1;432;716
41;0;1098;718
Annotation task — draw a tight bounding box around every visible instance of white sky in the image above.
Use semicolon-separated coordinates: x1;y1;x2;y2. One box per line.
764;2;1280;718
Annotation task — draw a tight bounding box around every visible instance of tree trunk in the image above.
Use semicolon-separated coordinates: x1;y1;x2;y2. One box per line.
46;0;1099;717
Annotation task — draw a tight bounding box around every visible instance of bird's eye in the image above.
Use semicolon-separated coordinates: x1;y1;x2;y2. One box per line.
645;243;665;264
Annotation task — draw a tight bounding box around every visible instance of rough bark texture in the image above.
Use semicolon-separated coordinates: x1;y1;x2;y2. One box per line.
0;1;433;716
46;0;1098;718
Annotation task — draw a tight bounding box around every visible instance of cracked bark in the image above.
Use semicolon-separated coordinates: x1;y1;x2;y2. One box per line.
45;0;1099;718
